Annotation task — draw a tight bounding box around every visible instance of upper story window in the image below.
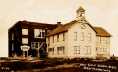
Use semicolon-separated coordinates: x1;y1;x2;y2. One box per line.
87;32;92;41
57;34;59;42
22;38;28;44
11;33;14;40
53;35;54;43
74;32;77;41
22;29;28;35
48;37;50;46
34;29;45;38
106;38;109;44
63;33;65;41
80;32;84;41
101;37;107;44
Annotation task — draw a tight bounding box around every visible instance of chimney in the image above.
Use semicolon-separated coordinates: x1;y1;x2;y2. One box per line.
57;22;62;27
57;22;61;24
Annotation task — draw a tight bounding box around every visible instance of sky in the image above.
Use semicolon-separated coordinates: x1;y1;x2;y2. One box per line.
0;0;118;57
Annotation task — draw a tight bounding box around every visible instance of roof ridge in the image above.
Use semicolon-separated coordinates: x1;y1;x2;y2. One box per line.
94;27;111;37
20;20;57;25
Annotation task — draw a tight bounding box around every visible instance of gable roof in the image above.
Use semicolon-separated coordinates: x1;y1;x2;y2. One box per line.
9;20;58;31
47;21;111;37
47;20;78;36
19;20;58;29
94;27;111;37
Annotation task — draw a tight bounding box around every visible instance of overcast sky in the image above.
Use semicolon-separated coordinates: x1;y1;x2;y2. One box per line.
0;0;118;57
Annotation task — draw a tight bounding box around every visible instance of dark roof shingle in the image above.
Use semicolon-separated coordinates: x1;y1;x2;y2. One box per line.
94;27;111;37
47;20;77;36
47;22;111;37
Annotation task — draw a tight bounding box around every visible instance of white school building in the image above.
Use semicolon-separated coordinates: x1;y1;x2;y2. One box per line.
46;7;111;59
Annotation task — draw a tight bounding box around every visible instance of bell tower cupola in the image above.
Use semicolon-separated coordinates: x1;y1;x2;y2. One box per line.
76;6;85;18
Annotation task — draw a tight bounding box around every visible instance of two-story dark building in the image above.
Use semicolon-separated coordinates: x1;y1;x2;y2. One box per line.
8;20;58;58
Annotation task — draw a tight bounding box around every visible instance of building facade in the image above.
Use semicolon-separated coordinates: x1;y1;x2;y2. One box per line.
8;21;57;57
47;7;111;59
8;6;111;59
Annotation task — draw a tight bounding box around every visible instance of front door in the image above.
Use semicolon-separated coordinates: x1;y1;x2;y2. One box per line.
31;42;41;57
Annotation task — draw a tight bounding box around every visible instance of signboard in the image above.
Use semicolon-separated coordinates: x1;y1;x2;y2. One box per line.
77;63;117;72
75;60;118;72
20;45;30;51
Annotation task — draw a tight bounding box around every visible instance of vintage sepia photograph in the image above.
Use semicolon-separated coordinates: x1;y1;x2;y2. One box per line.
0;0;118;72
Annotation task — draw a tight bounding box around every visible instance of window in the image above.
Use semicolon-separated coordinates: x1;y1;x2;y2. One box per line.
48;37;50;46
74;46;80;54
42;31;45;37
12;43;14;51
87;33;92;41
22;38;28;44
106;38;109;44
81;32;84;41
62;33;65;41
101;38;106;44
34;29;45;38
74;32;77;41
97;47;107;53
103;48;107;52
12;33;14;40
57;34;59;42
53;36;54;43
85;46;91;54
100;37;102;43
22;29;28;35
57;46;65;55
48;48;54;54
31;42;41;49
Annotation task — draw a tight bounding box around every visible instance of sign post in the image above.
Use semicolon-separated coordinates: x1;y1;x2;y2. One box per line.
20;45;30;58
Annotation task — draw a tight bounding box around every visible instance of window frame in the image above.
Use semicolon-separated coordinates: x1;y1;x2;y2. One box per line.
62;33;65;41
74;32;77;41
57;46;65;55
74;46;80;55
57;34;59;42
11;33;14;40
48;48;54;54
31;42;41;49
22;29;28;35
52;35;54;43
48;37;50;46
34;29;45;38
22;38;28;44
80;32;84;41
87;32;92;41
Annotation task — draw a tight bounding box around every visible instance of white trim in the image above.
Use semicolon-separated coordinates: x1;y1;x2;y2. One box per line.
22;38;28;44
22;29;28;35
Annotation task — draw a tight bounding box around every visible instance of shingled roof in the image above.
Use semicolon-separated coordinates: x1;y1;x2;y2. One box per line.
47;21;111;37
94;27;111;37
47;20;78;36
